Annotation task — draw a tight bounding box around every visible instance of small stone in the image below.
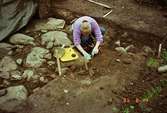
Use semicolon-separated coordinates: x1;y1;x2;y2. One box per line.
130;82;134;85
61;68;68;75
11;71;22;80
122;58;132;64
16;45;24;49
39;77;45;82
33;87;40;93
3;80;10;86
16;58;23;65
41;29;48;33
44;78;49;83
0;89;7;97
158;65;167;73
38;68;48;74
39;79;48;83
49;74;56;78
22;69;34;81
44;53;52;59
64;89;69;93
0;71;10;79
121;32;128;38
47;61;55;66
11;74;22;80
107;98;113;105
125;45;134;51
32;75;39;80
66;102;70;105
80;79;92;85
115;47;127;54
130;105;135;109
115;40;120;46
8;51;13;55
116;59;121;62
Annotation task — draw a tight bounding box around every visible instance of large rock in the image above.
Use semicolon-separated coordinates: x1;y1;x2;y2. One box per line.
26;47;49;67
9;33;35;45
34;18;65;31
0;43;15;58
0;43;15;51
0;71;10;79
0;85;28;112
41;31;72;49
0;56;18;72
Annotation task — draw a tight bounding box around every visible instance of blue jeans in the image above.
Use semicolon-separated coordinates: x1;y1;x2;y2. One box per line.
81;27;105;52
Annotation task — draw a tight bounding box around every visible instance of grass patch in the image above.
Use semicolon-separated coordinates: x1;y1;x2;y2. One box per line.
146;57;159;68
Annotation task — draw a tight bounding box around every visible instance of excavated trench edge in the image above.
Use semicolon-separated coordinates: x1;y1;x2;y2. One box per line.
53;9;166;49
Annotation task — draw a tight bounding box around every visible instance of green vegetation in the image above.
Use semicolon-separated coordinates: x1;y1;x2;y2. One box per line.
142;86;161;102
112;106;119;113
146;57;159;68
162;50;167;64
120;80;167;113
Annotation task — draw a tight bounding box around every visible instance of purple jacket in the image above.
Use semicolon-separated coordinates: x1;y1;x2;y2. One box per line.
73;16;103;46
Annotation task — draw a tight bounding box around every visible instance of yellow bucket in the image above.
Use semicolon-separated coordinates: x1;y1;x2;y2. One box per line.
60;47;78;62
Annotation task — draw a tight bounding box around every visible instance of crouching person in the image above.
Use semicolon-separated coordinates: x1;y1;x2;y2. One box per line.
72;16;105;60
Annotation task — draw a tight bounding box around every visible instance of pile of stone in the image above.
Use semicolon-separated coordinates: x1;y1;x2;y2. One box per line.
0;18;85;112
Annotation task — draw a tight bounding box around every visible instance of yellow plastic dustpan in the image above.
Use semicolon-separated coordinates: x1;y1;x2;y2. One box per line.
60;47;78;62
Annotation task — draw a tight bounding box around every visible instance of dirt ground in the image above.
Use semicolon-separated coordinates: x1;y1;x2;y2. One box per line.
6;18;164;113
0;0;167;113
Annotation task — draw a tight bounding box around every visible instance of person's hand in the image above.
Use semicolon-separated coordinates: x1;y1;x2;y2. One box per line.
83;52;91;60
91;47;99;56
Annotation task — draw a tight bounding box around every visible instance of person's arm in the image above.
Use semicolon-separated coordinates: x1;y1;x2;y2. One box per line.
94;41;101;49
76;44;87;55
92;20;103;44
91;20;103;56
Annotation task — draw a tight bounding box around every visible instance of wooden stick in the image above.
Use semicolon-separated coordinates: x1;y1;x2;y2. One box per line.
70;18;77;24
87;0;111;9
85;60;89;70
158;43;162;58
57;58;62;76
103;10;113;17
